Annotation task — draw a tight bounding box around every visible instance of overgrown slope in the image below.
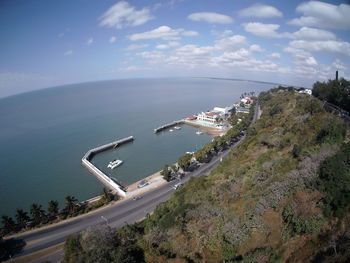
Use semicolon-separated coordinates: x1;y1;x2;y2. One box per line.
64;88;350;263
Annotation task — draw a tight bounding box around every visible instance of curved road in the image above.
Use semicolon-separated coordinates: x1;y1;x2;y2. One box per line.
11;102;259;263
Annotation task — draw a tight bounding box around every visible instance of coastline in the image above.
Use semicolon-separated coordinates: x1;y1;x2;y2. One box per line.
183;121;227;137
125;171;166;193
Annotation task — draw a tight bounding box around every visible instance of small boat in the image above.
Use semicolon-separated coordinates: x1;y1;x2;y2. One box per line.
174;126;181;130
196;131;203;135
107;159;123;169
169;129;174;132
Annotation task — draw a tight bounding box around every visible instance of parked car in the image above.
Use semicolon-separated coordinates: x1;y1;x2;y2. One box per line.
138;180;150;188
173;183;183;190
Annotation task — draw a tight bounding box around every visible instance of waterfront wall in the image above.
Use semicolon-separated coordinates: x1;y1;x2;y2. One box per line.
154;120;183;133
82;136;134;197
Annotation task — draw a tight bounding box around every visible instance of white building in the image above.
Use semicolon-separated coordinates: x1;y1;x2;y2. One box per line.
197;112;219;123
213;107;231;115
298;89;312;95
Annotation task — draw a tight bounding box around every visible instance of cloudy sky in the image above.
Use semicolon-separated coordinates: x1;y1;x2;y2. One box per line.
1;0;350;98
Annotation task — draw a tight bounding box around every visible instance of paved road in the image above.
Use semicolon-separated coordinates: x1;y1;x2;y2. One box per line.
12;102;259;263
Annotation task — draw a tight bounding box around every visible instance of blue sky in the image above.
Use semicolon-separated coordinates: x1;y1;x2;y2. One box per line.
0;0;350;98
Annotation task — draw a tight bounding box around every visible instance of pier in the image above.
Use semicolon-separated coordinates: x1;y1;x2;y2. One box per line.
154;120;183;133
82;136;134;197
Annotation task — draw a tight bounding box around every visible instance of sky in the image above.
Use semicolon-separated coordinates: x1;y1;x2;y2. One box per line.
1;0;350;98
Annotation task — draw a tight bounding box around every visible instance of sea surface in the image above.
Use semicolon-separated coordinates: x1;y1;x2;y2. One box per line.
0;78;274;217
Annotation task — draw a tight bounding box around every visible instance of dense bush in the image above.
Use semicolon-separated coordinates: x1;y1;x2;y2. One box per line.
316;143;350;217
312;78;350;112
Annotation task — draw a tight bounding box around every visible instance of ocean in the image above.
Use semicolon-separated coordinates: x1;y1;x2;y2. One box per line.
0;78;273;217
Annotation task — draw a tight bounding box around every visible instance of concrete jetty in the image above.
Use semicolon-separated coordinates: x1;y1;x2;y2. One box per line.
154;120;183;133
82;136;134;197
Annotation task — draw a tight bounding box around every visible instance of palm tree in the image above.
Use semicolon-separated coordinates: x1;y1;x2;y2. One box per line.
65;196;78;214
1;215;17;234
15;209;30;230
47;200;59;218
30;203;45;226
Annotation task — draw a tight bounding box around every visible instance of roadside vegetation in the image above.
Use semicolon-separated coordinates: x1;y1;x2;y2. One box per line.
0;188;117;238
312;78;350;112
62;84;350;263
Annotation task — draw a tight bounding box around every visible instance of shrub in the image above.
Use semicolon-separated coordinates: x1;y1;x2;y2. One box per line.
315;143;350;217
269;105;283;116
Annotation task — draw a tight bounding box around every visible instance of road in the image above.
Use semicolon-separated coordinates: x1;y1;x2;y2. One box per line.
11;102;259;263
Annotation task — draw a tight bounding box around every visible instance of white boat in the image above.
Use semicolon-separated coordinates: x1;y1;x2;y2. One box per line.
196;131;203;135
174;126;181;130
107;159;123;169
169;129;174;132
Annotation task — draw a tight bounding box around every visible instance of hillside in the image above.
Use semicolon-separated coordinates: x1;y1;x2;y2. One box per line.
63;88;350;263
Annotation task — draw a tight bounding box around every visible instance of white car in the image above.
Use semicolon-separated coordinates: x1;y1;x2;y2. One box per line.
138;180;150;188
173;183;183;190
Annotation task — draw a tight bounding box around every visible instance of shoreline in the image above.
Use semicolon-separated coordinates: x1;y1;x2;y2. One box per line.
183;120;228;137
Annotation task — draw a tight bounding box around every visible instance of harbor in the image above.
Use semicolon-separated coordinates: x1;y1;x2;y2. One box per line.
81;136;134;197
154;120;184;133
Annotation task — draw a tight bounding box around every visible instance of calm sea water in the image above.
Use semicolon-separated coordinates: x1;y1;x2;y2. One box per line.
0;78;273;217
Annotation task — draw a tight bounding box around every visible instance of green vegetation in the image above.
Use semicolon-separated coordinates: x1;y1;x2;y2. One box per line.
312;78;350;112
0;189;118;237
315;143;350;217
160;165;171;182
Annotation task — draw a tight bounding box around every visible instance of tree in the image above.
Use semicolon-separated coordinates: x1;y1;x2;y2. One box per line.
312;78;350;112
15;209;30;230
65;196;78;214
48;200;59;218
160;165;171;182
178;154;192;171
102;188;114;203
30;203;46;226
1;216;17;234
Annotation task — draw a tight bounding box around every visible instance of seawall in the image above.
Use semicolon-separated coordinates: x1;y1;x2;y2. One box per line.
82;136;134;197
154;120;183;133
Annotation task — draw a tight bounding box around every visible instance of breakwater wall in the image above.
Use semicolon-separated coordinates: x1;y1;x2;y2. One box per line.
82;136;134;197
154;120;183;133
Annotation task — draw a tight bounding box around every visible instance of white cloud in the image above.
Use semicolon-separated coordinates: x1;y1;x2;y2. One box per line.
120;65;151;71
86;38;94;45
289;39;350;57
64;50;73;56
156;41;180;49
214;35;247;51
289;1;350;29
292;27;336;40
99;1;154;29
332;59;347;71
249;44;264;52
239;4;283;18
181;30;199;37
188;12;233;24
128;26;198;41
109;36;117;43
243;23;338;41
270;52;281;59
243;22;289;38
125;43;149;50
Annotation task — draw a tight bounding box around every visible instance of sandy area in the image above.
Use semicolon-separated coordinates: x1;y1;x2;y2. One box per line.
125;171;167;193
183;120;227;137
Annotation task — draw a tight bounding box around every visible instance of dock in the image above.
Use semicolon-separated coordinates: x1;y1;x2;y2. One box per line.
154;120;183;133
82;136;134;197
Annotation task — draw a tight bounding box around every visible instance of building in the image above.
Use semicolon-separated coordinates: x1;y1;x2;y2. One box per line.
236;107;250;114
197;112;220;123
213;107;231;116
186;115;197;120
